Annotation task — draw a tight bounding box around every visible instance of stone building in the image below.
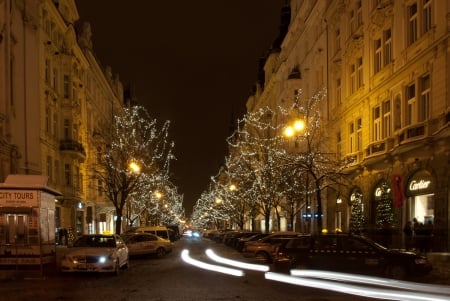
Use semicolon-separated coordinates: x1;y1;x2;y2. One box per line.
0;0;124;240
249;0;449;251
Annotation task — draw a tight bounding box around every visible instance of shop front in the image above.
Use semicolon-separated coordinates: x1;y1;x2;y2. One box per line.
404;169;435;252
0;175;61;266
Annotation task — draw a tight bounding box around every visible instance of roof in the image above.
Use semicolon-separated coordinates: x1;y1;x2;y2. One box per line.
0;175;62;196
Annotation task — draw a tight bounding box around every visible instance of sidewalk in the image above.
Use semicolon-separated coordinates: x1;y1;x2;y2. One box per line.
426;252;450;281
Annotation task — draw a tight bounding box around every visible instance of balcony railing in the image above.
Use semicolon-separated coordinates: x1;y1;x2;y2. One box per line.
60;139;86;159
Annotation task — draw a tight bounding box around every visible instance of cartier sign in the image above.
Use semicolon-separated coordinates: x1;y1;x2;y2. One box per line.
406;170;434;196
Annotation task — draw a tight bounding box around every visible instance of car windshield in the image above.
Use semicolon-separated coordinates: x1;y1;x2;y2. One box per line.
73;235;116;248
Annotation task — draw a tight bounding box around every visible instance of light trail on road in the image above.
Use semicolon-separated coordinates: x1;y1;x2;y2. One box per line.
290;270;450;296
181;249;244;276
181;247;450;301
205;249;270;272
265;272;450;301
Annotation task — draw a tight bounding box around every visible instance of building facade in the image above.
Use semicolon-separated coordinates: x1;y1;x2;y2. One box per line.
249;0;449;251
0;0;123;242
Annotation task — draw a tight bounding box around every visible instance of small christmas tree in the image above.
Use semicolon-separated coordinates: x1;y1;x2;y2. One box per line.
376;181;394;227
349;192;365;234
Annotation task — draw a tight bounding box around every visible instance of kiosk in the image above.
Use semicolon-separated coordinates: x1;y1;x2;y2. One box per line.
0;175;61;266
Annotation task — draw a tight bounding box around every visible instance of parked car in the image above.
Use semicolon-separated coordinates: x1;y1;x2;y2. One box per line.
223;231;259;247
235;233;270;252
125;226;174;241
242;232;304;263
272;233;433;280
60;234;129;275
121;233;173;257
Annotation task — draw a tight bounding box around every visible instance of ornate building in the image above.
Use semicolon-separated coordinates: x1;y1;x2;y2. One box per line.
250;0;449;251
0;0;124;240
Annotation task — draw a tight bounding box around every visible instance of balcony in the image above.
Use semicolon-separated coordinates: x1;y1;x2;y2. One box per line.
60;140;86;161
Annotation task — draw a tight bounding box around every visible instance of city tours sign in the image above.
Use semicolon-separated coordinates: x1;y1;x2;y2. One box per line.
0;190;39;207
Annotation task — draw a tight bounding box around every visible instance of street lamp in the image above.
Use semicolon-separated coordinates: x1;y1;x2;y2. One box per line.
128;161;141;173
283;116;313;233
283;119;306;138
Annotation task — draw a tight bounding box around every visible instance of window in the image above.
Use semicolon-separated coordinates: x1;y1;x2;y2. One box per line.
394;96;402;130
53;114;58;138
374;29;392;74
46;156;52;180
357;57;363;89
349;122;355;153
54;160;59;185
96;146;102;163
419;74;430;122
63;75;70;98
374;39;382;73
97;179;103;196
350;1;362;35
423;0;432;33
52;68;58;90
350;10;356;34
407;1;433;45
384;29;392;65
72;123;79;142
45;59;50;83
45;107;51;133
382;100;391;138
336;131;342;160
356;1;363;28
373;106;381;141
74;166;80;191
350;64;356;93
357;118;362;151
349;57;363;93
335;29;341;53
408;3;418;45
64;164;71;185
406;83;416;126
336;78;342;105
64;119;70;139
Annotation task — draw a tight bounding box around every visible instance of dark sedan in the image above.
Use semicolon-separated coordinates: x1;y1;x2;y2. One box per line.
272;233;432;280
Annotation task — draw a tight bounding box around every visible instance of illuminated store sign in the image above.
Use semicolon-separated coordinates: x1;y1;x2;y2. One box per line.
406;170;434;196
409;180;431;191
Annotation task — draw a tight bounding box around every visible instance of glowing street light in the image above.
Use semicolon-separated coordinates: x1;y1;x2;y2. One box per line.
154;191;162;199
283;118;306;138
129;161;141;173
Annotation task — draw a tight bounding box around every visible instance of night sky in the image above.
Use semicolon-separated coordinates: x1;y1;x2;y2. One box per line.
75;0;285;216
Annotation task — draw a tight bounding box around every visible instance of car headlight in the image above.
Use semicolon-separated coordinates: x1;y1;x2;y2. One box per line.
99;256;108;264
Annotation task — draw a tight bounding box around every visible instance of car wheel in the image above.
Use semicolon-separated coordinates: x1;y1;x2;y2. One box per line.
156;247;166;258
123;257;129;269
387;264;407;280
255;251;271;263
113;260;120;276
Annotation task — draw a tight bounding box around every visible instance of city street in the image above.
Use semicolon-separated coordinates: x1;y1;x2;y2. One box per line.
0;237;392;301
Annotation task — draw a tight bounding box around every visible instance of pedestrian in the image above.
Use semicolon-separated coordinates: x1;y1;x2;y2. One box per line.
403;221;413;250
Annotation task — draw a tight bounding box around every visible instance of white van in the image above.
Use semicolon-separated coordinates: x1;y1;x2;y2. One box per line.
126;226;173;241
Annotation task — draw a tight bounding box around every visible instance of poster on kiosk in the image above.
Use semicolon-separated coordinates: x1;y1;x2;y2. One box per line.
0;175;61;266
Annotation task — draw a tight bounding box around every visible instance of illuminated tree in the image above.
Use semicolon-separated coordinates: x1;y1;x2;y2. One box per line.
349;192;365;233
279;88;342;232
94;105;175;234
376;181;394;226
226;106;287;233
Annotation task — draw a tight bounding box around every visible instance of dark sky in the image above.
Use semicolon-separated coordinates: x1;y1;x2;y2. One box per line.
75;0;285;216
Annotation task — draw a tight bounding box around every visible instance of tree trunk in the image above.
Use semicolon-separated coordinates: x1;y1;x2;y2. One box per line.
115;214;123;235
